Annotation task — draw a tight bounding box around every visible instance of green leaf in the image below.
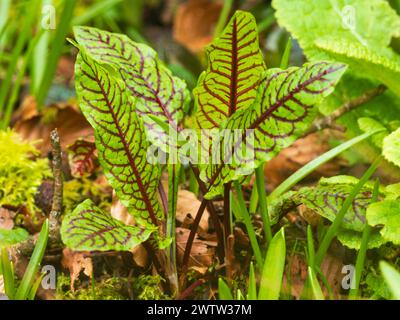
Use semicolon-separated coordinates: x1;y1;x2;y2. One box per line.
258;228;286;300
272;0;400;92
202;62;346;198
247;262;257;300
74;26;190;147
308;267;324;300
383;128;400;168
61;199;154;251
0;228;29;247
194;10;265;130
337;229;385;250
75;51;162;227
380;261;400;300
218;278;234;300
288;176;381;232
367;200;400;245
67;139;98;178
1;247;15;299
358;117;388;148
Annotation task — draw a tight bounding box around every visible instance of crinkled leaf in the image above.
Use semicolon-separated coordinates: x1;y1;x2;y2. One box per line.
272;0;400;92
383;128;400;168
202;62;346;198
194;10;265;130
74;26;190;147
61;200;153;251
67;139;98;178
0;228;29;247
367;200;400;245
75;51;162;227
315;38;400;93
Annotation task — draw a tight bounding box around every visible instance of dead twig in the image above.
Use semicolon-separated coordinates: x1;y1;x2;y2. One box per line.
306;85;387;135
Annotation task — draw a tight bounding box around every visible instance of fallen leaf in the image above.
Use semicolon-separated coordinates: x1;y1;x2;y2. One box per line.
61;248;93;292
176;227;215;272
173;0;222;54
177;190;209;234
13;97;93;155
0;207;14;230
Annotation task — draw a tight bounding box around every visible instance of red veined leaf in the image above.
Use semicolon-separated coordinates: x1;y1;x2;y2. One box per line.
67;138;98;178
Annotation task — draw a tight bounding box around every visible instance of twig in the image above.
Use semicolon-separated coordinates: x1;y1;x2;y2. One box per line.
177;279;205;300
307;85;386;135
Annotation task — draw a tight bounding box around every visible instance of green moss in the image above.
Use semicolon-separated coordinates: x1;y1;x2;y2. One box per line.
63;178;111;215
56;274;128;300
0;129;51;213
132;274;170;300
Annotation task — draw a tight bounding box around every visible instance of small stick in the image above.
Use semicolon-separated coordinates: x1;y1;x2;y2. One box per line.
307;85;386;135
50;129;63;220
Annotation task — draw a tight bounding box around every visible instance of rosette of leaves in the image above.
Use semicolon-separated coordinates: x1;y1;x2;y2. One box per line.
62;25;191;251
270;175;400;249
193;10;346;198
272;0;400;168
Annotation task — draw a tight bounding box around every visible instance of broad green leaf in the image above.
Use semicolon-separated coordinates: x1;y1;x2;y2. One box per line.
272;0;400;92
194;10;265;130
367;200;400;245
202;62;346;198
0;228;29;247
74;26;190;147
67;139;98;178
61;200;153;251
315;38;400;93
75;51;162;227
282;176;380;232
380;261;400;300
337;229;385;250
258;228;286;300
383;128;400;168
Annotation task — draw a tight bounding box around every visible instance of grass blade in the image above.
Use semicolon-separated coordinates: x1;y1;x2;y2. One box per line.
255;165;272;244
315;156;382;266
269;130;385;201
247;262;257;300
380;261;400;300
308;267;324;300
15;219;49;300
258;228;286;300
218;278;233;300
1;247;15;299
233;182;263;270
349;179;380;299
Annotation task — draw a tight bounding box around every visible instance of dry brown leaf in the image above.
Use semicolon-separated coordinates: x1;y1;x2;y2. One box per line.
176;227;214;272
173;0;222;54
0;208;14;230
110;192;148;267
177;190;209;234
13;97;93;155
61;248;93;292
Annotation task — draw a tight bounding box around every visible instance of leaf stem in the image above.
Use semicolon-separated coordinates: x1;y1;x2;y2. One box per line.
255;165;272;245
349;179;380;299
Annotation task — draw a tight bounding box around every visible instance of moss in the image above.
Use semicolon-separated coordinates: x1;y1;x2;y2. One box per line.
63;178;111;215
56;273;171;300
56;274;128;300
132;274;170;300
0;129;51;213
